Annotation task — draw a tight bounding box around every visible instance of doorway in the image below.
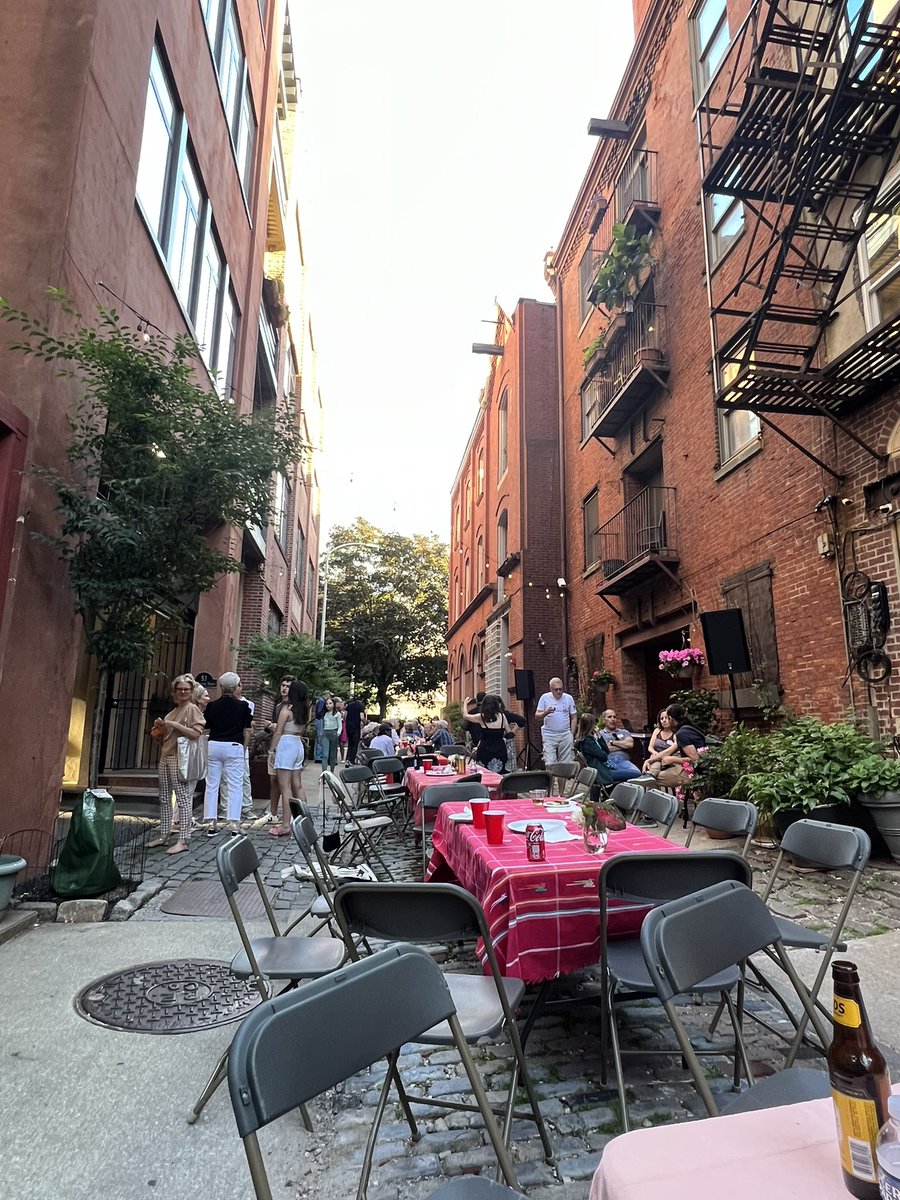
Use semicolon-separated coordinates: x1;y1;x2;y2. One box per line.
621;627;690;730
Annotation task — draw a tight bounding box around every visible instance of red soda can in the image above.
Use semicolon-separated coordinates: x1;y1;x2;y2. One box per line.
525;823;545;862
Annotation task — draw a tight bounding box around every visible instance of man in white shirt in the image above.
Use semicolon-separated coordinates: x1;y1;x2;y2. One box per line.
535;677;577;766
369;724;396;758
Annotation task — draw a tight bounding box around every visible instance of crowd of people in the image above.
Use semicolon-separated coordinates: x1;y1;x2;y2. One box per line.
150;669;707;852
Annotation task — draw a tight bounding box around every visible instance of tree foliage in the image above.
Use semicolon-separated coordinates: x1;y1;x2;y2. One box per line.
0;292;307;673
241;633;348;702
322;519;448;715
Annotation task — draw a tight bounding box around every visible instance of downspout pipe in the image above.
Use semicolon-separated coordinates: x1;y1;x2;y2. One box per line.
554;284;570;674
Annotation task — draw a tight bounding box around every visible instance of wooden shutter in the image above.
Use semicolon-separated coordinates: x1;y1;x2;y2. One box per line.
721;561;779;690
584;634;605;677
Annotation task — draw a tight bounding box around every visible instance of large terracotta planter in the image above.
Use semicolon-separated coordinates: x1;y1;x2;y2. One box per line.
0;854;27;914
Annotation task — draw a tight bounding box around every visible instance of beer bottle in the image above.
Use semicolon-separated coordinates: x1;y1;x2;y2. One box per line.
828;960;891;1199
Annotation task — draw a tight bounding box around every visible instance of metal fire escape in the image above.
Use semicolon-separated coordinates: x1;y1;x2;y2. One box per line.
697;0;900;466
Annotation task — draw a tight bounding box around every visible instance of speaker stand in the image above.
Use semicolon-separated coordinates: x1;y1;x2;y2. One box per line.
519;696;543;770
727;672;739;725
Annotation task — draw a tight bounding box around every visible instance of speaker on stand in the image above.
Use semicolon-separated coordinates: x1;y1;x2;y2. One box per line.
513;670;541;769
700;610;752;723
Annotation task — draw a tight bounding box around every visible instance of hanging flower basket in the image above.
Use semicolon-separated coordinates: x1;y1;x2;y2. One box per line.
659;648;704;678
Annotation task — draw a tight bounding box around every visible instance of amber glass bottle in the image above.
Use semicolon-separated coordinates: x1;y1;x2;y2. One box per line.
827;961;891;1199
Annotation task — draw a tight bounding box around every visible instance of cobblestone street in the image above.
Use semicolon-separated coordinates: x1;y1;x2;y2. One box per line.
116;764;900;1198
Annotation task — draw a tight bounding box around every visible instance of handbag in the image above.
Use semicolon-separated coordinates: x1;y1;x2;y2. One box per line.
177;735;208;785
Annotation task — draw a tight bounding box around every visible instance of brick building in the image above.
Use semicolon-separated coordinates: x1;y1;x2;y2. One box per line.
544;0;900;735
446;301;562;756
0;0;321;836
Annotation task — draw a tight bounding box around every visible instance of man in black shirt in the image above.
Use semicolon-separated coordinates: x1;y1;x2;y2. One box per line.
203;671;253;836
344;695;366;764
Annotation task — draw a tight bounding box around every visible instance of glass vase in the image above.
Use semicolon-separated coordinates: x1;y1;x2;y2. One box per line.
582;825;608;855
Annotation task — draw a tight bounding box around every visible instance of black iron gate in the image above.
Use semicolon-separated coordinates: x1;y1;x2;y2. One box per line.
101;617;195;772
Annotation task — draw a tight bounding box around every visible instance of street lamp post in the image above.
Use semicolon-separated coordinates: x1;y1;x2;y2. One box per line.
318;541;378;646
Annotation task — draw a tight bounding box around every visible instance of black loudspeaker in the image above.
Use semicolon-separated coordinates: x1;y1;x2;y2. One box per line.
514;669;535;701
700;609;752;675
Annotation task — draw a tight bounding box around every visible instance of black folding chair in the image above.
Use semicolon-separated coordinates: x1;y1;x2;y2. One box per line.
418;781;489;875
633;788;678;835
546;762;579;795
497;770;552;799
321;770;395;880
188;835;346;1125
608;780;643;815
685;797;759;857
227;945;526;1199
641;880;831;1117
332;881;555;1167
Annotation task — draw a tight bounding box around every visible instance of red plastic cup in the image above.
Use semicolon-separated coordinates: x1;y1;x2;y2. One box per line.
422;760;431;773
470;798;490;829
484;809;506;845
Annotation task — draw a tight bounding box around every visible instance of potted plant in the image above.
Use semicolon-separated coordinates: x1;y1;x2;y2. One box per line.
582;333;607;374
588;667;615;714
588;223;655;311
847;753;900;864
668;687;719;733
659;648;705;678
0;851;27;915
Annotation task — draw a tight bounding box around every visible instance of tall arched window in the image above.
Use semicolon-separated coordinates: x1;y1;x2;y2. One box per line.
464;557;471;603
476;535;484;588
498;390;508;477
465;476;472;525
477;447;485;498
458;652;467;701
496;510;508;599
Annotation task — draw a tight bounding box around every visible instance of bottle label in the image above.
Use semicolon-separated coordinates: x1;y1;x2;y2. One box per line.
832;1090;879;1181
880;1168;900;1200
834;996;863;1028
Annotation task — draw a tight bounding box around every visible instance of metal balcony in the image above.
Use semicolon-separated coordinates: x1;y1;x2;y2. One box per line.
583;303;670;439
595;486;680;597
592;147;661;257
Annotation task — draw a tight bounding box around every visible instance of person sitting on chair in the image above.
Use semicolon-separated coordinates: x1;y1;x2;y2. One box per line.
369;723;396;758
575;712;614;799
654;703;707;787
429;719;455;751
599;708;642;781
642;708;676;776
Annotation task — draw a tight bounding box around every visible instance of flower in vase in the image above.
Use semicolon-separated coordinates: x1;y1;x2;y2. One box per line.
578;801;627;832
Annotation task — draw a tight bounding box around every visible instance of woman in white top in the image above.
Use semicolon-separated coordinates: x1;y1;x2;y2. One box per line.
321;696;343;769
267;680;310;837
148;674;205;855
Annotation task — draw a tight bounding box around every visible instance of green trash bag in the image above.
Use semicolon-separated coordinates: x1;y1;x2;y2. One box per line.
54;789;122;898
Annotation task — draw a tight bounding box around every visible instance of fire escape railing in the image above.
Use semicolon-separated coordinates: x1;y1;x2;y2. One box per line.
597;486;678;578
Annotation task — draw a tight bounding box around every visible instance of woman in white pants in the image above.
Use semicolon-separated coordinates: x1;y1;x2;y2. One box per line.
203;671;253;838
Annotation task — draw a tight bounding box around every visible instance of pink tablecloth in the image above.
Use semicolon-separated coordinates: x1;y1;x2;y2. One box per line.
589;1091;887;1200
426;799;681;982
405;767;504;822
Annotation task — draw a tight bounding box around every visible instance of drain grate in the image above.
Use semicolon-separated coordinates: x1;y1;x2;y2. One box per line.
75;959;261;1034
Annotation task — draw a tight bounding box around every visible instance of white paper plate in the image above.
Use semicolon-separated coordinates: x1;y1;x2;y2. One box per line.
508;819;568;834
449;808;473;823
541;801;577;814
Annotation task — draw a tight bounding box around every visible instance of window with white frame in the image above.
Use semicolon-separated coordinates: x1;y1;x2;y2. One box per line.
477;447;485;498
692;0;730;97
717;350;760;464
201;0;257;197
294;522;306;596
476;535;485;588
272;472;290;548
581;376;602;441
496;510;508;600
136;43;239;390
579;246;596;325
708;192;744;265
583;489;601;569
498;390;508;478
465;476;472;526
861;163;900;328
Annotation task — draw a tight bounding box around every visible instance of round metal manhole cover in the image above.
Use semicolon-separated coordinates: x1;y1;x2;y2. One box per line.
75;959;261;1034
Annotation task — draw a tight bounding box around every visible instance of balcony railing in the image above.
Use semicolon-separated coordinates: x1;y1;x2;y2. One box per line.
596;485;679;596
593;146;660;256
583;302;669;438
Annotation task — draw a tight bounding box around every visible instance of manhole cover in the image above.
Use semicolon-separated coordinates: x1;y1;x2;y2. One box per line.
75;959;261;1034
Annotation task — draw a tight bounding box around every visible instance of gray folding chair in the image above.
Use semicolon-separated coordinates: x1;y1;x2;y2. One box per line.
333;881;555;1167
633;787;678;835
321;770;395;880
284;813;345;938
641;880;831;1118
227;945;526;1200
418;781;489;875
598;851;753;1131
367;755;410;821
686;797;759;857
575;766;598;793
188;835;346;1125
757;820;870;1064
440;744;470;758
339;763;397;823
546;761;579;795
357;747;381;764
608;780;643;815
497;770;552;799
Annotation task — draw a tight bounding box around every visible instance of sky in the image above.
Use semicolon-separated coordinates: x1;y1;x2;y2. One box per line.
293;2;635;546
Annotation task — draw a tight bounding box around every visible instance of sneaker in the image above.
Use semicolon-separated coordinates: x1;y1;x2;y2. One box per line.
205;825;219;839
262;812;279;824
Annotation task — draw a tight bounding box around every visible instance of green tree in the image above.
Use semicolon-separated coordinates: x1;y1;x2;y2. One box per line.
240;633;348;702
322;519;448;716
1;292;308;783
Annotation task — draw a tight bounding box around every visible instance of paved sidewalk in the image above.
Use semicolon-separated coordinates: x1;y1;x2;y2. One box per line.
4;764;900;1199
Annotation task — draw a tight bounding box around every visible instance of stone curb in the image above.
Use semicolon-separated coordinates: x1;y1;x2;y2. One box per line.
108;876;166;922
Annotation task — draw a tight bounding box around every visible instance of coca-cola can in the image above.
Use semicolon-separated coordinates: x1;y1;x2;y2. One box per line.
525;823;545;862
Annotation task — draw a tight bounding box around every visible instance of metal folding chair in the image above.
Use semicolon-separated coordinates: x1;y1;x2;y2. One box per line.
608;780;643;816
188;835;346;1125
367;755;410;821
497;770;552;799
633;787;678;835
332;881;555;1168
227;945;526;1199
685;797;758;857
321;770;395;880
641;880;831;1117
754;820;870;1064
283;813;346;938
418;781;489;875
339;763;398;824
546;761;579;795
598;851;753;1131
440;744;470;758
